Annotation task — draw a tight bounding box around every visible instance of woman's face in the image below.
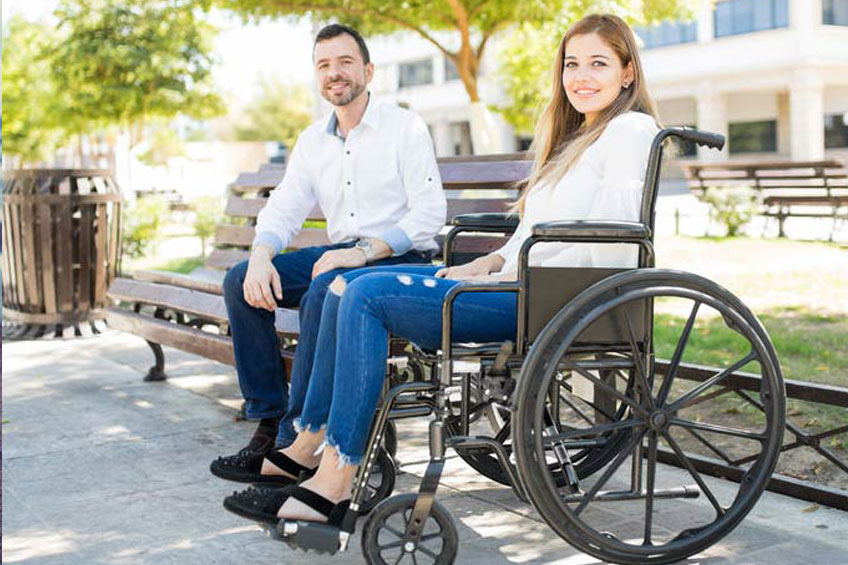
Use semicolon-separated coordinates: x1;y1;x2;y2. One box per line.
562;32;633;125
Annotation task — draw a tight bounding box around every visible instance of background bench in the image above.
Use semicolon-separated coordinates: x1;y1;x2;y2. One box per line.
106;154;530;381
682;159;848;239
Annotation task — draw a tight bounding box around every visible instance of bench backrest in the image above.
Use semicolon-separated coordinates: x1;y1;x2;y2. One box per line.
682;159;848;197
207;154;532;272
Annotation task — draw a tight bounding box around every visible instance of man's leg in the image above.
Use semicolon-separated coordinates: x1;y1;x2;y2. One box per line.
211;246;333;483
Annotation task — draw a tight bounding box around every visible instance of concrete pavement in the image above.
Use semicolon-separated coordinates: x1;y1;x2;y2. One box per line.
3;330;848;564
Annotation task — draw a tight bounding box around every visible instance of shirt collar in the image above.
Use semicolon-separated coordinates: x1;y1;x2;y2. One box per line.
324;92;379;138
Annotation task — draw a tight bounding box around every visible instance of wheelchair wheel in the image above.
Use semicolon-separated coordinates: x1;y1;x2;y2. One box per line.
383;420;398;459
359;447;397;515
513;269;784;565
362;493;458;564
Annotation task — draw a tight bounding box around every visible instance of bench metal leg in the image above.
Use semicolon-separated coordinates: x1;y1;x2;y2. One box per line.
143;340;168;382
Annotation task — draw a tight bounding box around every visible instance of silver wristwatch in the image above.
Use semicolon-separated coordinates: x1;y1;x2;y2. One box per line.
355;238;376;262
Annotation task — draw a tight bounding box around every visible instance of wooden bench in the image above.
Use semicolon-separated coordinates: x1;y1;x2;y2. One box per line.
106;154;530;381
682;159;848;239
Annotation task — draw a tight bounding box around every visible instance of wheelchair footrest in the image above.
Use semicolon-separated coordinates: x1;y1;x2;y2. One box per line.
271;521;341;555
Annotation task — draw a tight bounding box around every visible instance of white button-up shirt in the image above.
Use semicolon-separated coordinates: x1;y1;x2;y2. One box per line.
496;111;659;274
253;96;446;255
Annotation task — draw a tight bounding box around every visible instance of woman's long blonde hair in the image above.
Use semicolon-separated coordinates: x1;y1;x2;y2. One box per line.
515;14;659;214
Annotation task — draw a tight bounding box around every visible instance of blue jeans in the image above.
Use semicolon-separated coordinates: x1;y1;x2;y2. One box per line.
222;244;430;448
296;265;518;466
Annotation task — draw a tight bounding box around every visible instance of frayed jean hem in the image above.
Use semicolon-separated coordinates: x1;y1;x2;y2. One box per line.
293;417;327;435
322;434;362;469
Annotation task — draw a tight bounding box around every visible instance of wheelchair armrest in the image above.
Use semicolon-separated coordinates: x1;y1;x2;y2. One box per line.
451;213;520;230
532;220;651;242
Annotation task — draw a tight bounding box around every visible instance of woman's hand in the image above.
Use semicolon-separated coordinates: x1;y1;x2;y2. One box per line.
435;256;496;280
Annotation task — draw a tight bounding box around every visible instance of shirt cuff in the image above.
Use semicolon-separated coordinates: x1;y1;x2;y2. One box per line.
379;226;413;255
252;231;284;255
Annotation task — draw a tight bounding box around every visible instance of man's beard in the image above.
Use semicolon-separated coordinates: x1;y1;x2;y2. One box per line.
321;76;366;106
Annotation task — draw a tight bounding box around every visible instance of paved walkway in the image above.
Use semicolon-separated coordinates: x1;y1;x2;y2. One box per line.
3;331;848;564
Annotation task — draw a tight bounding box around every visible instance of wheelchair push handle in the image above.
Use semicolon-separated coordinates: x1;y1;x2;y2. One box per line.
667;127;725;150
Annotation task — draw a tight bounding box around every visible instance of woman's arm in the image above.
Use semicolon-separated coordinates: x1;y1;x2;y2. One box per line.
434;252;505;280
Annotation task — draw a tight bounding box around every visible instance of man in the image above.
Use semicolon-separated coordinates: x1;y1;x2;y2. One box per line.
210;24;445;484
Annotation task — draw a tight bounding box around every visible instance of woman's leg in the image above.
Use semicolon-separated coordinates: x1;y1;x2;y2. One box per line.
262;265;442;479
278;271;517;521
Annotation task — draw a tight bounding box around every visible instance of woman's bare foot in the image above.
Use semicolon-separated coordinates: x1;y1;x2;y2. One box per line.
277;446;356;521
260;430;324;479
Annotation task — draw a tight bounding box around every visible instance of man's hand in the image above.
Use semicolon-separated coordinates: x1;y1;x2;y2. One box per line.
243;246;282;311
312;248;367;279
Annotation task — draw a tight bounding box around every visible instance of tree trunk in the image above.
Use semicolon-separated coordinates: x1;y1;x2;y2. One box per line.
453;43;507;154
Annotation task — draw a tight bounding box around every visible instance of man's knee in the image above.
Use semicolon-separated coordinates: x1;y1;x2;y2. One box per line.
223;260;248;300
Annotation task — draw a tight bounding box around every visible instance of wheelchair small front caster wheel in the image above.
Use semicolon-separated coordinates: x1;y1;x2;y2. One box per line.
358;447;397;515
362;493;458;564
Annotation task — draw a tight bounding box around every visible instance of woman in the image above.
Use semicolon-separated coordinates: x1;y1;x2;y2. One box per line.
224;13;661;527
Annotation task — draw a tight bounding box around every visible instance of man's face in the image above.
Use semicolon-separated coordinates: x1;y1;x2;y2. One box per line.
314;34;373;107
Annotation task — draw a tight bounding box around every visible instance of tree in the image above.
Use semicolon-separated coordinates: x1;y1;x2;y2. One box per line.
496;4;699;135
49;0;226;148
214;0;697;153
191;195;222;257
232;77;313;149
1;17;67;166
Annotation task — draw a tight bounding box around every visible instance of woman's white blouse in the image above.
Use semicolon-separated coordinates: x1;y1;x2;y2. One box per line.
495;111;659;275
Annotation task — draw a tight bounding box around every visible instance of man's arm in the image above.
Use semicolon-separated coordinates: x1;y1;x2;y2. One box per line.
252;140;318;255
378;114;446;255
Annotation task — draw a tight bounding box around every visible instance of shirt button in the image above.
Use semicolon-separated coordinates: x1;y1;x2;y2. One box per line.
346;150;351;155
350;212;355;217
346;180;351;185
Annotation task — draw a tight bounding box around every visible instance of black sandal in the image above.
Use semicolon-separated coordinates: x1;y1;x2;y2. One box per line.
211;449;316;486
223;484;350;527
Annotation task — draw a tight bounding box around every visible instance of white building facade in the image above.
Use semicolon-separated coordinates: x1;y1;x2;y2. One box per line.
364;0;848;162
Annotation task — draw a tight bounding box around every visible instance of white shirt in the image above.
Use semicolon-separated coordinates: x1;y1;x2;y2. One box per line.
496;111;659;274
253;96;446;255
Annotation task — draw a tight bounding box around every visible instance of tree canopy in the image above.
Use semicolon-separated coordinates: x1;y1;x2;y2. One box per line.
231;77;313;149
50;0;225;145
1;17;66;165
215;0;697;104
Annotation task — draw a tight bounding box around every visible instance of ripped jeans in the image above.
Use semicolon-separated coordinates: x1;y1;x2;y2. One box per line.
294;265;517;467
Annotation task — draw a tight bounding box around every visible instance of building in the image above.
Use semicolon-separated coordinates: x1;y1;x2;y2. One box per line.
366;0;848;162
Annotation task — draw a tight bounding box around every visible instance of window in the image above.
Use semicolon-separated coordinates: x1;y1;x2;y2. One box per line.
825;113;848;148
398;59;433;88
444;58;460;81
634;20;697;49
714;0;789;38
824;0;848;25
728;120;777;153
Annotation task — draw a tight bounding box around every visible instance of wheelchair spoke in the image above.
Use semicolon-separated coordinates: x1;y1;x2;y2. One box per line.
544;417;639;444
667;351;757;413
644;431;658;546
624;309;654;411
417;544;439;560
559;392;601;426
562;359;649;418
670;418;767;441
574;428;646;516
378;540;404;550
662;431;725;517
657;301;701;407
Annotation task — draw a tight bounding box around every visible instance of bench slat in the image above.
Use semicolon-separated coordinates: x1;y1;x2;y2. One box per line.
214;225;330;249
106;307;237;366
225;196;325;221
108;278;229;323
131;269;225;295
206;249;250;270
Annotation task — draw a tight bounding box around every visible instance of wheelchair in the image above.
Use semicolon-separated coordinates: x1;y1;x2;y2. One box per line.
271;128;786;565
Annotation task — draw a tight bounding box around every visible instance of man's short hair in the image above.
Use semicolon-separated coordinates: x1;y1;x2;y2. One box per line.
314;24;371;65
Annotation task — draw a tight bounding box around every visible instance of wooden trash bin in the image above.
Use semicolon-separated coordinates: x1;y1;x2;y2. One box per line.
2;169;123;338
